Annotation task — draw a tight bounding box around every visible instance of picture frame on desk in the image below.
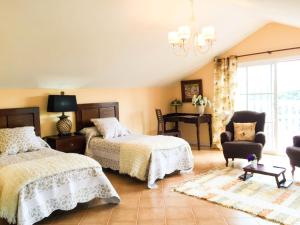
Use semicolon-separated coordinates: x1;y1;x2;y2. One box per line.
181;79;203;102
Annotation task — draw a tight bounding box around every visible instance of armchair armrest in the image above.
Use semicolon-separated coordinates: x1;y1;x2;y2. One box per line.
221;131;233;144
293;135;300;147
255;131;265;146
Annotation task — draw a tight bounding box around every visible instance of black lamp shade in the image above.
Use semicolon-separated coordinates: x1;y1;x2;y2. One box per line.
47;95;77;112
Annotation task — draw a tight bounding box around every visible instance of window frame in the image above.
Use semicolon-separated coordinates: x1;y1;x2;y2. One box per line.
236;55;300;154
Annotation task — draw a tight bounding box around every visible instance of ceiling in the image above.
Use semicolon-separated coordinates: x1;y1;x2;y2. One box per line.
0;0;299;88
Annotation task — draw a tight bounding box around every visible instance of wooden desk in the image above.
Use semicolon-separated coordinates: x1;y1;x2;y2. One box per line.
163;113;212;150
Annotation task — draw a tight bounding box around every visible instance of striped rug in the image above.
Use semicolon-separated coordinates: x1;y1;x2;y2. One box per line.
174;167;300;225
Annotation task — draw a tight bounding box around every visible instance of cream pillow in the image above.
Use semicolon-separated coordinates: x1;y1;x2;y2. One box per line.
234;122;256;141
80;126;101;139
0;126;43;155
91;117;130;139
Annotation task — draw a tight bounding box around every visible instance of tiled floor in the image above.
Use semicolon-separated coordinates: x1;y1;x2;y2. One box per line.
2;149;298;225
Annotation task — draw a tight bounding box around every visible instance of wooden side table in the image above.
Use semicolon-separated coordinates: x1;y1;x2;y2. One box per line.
44;133;86;154
240;164;293;188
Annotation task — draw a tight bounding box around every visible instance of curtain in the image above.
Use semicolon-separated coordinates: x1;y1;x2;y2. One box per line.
212;56;238;149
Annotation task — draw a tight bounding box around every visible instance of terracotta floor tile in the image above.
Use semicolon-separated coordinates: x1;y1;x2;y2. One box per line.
139;197;165;208
164;196;190;207
141;189;164;199
166;207;194;220
110;208;137;222
80;205;112;225
197;219;228;225
53;211;84;225
119;192;142;199
193;207;220;220
138;207;165;221
108;222;137;225
117;196;140;209
167;219;197;225
137;219;166;225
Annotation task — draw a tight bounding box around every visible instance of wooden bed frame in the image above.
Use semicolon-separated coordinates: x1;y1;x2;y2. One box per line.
76;102;119;132
0;107;41;136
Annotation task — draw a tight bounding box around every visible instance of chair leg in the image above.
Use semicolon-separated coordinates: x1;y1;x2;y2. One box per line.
292;165;296;178
225;158;228;167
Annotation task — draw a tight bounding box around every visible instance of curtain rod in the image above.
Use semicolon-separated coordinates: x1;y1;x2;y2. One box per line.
235;46;300;58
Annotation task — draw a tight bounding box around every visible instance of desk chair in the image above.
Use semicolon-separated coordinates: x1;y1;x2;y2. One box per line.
155;109;180;137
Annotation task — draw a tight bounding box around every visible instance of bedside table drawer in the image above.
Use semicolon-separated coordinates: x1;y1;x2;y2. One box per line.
45;134;86;154
56;139;85;153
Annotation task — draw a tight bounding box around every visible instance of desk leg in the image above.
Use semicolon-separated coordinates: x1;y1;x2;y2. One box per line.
175;121;179;131
196;123;200;150
208;121;212;148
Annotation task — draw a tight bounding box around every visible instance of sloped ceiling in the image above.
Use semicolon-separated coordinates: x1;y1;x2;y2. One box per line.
0;0;299;88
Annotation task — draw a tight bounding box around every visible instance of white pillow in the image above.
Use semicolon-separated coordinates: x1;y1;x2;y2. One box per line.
0;126;43;155
91;117;130;139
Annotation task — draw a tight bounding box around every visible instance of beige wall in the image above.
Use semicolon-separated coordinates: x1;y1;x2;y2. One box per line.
0;87;176;137
175;22;300;146
2;22;300;145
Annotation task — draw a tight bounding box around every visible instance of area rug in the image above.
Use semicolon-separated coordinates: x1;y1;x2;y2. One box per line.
174;167;300;225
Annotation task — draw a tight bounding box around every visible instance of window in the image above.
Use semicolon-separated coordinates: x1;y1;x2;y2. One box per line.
235;58;300;152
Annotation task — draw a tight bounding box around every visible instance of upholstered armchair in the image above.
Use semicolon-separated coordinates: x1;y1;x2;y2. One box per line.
286;136;300;176
221;111;266;166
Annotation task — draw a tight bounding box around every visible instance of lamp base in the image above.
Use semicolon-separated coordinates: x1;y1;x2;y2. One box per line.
56;114;72;136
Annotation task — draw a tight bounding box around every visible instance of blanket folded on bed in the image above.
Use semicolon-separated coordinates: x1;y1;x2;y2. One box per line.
0;153;100;224
119;135;188;181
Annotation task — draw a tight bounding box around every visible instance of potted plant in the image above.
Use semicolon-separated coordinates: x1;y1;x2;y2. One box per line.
192;94;211;115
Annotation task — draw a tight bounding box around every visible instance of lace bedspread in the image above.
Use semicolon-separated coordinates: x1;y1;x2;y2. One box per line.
88;134;194;188
0;149;120;225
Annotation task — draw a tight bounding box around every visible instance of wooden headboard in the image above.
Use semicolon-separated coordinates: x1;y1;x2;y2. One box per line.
0;107;41;136
76;102;119;131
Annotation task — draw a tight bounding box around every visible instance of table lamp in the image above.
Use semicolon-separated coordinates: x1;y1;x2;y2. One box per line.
47;91;77;136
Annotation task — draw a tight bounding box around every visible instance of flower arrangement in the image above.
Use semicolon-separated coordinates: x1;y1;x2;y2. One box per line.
247;154;258;168
192;95;211;107
247;154;257;162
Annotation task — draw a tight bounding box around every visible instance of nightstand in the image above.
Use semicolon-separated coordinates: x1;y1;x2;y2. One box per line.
44;133;86;154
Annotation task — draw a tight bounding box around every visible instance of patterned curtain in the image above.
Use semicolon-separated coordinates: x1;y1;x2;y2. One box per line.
212;56;238;149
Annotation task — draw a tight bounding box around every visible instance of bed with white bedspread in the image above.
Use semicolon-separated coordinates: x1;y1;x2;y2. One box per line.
0;148;120;225
85;133;194;188
76;102;194;188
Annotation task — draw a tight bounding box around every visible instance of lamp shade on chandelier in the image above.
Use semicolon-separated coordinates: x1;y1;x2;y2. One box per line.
168;0;216;55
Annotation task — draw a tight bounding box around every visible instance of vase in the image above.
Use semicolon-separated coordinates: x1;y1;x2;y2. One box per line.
197;105;205;116
250;159;258;168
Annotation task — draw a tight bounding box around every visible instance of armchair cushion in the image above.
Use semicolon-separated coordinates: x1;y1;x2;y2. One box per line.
233;122;256;141
293;136;300;147
221;131;233;144
255;131;266;146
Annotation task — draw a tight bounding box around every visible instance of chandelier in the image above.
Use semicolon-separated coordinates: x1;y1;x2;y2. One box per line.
168;0;216;55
